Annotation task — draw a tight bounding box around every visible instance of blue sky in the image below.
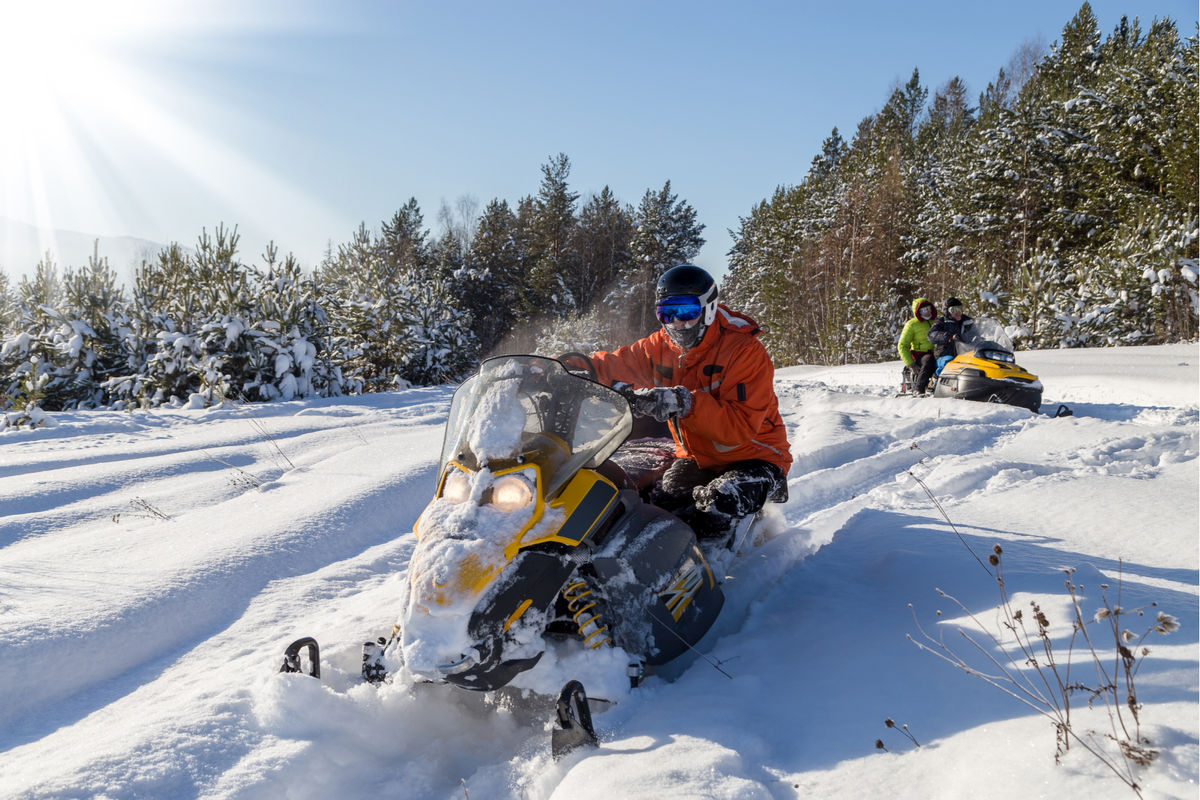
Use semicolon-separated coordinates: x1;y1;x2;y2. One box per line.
1;0;1196;280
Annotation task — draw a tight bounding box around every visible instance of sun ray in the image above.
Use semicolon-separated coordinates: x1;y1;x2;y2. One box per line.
0;1;345;269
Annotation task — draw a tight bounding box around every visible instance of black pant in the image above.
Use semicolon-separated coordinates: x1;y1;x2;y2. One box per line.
911;352;936;394
654;458;788;537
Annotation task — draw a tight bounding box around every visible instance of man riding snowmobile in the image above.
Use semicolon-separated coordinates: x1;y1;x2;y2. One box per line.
280;267;794;746
587;264;792;540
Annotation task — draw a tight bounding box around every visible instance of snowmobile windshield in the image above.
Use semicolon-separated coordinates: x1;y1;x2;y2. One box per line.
438;355;634;499
956;317;1018;358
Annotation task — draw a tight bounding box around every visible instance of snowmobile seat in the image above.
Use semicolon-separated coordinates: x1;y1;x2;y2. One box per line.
595;458;636;491
606;438;676;494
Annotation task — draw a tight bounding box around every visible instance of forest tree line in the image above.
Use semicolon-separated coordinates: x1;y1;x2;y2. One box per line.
0;157;705;418
725;3;1197;364
0;3;1195;421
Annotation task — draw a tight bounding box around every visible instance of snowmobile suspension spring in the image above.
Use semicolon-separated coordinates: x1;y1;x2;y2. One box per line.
562;579;611;649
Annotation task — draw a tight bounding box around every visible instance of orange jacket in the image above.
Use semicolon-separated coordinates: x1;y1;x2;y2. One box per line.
591;305;792;474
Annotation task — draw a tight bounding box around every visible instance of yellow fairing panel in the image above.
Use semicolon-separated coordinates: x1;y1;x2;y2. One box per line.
515;469;618;553
942;355;1037;382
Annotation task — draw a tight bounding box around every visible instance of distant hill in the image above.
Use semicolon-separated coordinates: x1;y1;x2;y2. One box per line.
1;216;169;282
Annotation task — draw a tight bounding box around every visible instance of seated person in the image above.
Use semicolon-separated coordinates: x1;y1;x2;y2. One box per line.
588;264;792;539
927;296;973;373
898;297;937;396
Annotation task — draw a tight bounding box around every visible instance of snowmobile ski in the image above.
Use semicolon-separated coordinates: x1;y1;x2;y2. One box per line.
279;637;321;679
361;625;401;684
551;680;598;759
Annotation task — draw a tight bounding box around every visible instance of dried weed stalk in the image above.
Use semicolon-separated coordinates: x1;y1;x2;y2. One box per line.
909;547;1176;797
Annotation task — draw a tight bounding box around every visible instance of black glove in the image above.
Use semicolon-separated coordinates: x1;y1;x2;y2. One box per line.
629;386;692;422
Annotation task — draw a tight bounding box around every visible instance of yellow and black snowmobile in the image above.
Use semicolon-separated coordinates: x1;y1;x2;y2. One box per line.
283;355;757;753
391;354;734;693
930;318;1043;412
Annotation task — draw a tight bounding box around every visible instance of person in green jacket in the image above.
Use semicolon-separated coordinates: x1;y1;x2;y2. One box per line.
898;297;937;396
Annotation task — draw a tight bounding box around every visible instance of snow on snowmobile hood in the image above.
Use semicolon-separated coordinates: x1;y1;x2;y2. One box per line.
404;463;568;677
403;356;634;678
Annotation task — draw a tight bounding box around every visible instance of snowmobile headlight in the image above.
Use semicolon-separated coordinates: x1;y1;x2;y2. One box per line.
490;473;534;512
441;468;471;504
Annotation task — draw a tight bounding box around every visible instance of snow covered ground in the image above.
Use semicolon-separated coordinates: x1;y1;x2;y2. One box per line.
1;343;1196;799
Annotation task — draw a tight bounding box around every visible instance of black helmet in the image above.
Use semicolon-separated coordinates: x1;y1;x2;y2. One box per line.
946;296;963;310
657;264;719;326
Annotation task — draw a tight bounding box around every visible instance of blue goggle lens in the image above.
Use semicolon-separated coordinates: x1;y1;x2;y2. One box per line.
656;296;704;324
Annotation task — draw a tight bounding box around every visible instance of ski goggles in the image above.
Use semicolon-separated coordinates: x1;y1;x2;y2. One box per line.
655;296;704;324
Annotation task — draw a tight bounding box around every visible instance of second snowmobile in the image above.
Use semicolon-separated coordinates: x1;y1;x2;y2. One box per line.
930;317;1043;412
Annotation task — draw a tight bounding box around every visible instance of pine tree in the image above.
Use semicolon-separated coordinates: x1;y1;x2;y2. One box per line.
526;153;580;318
380;199;430;281
911;77;977;302
103;249;178;407
464;199;524;355
1068;16;1199;342
726;186;809;365
318;222;415;394
18;255;62;310
2;257;64;411
619;181;705;337
55;245;129;407
251;243;340;400
0;268;17;335
506;195;543;350
398;273;477;385
1039;2;1102;100
568;186;633;313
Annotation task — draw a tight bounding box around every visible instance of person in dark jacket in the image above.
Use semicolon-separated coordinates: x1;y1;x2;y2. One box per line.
927;297;973;372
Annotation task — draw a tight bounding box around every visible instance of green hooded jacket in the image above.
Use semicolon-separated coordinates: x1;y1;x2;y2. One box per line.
898;297;937;367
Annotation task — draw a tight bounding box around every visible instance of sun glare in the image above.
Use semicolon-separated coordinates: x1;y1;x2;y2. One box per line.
1;1;340;268
0;1;167;235
1;4;125;92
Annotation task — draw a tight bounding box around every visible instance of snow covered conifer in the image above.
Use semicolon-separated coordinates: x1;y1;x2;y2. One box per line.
525;153;580;320
397;274;477;386
318;220;416;393
247;244;340;401
613;181;705;338
54;246;130;407
462;199;524;355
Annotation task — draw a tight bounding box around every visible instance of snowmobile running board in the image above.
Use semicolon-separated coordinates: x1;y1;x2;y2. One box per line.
551;680;598;759
279;637;321;679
